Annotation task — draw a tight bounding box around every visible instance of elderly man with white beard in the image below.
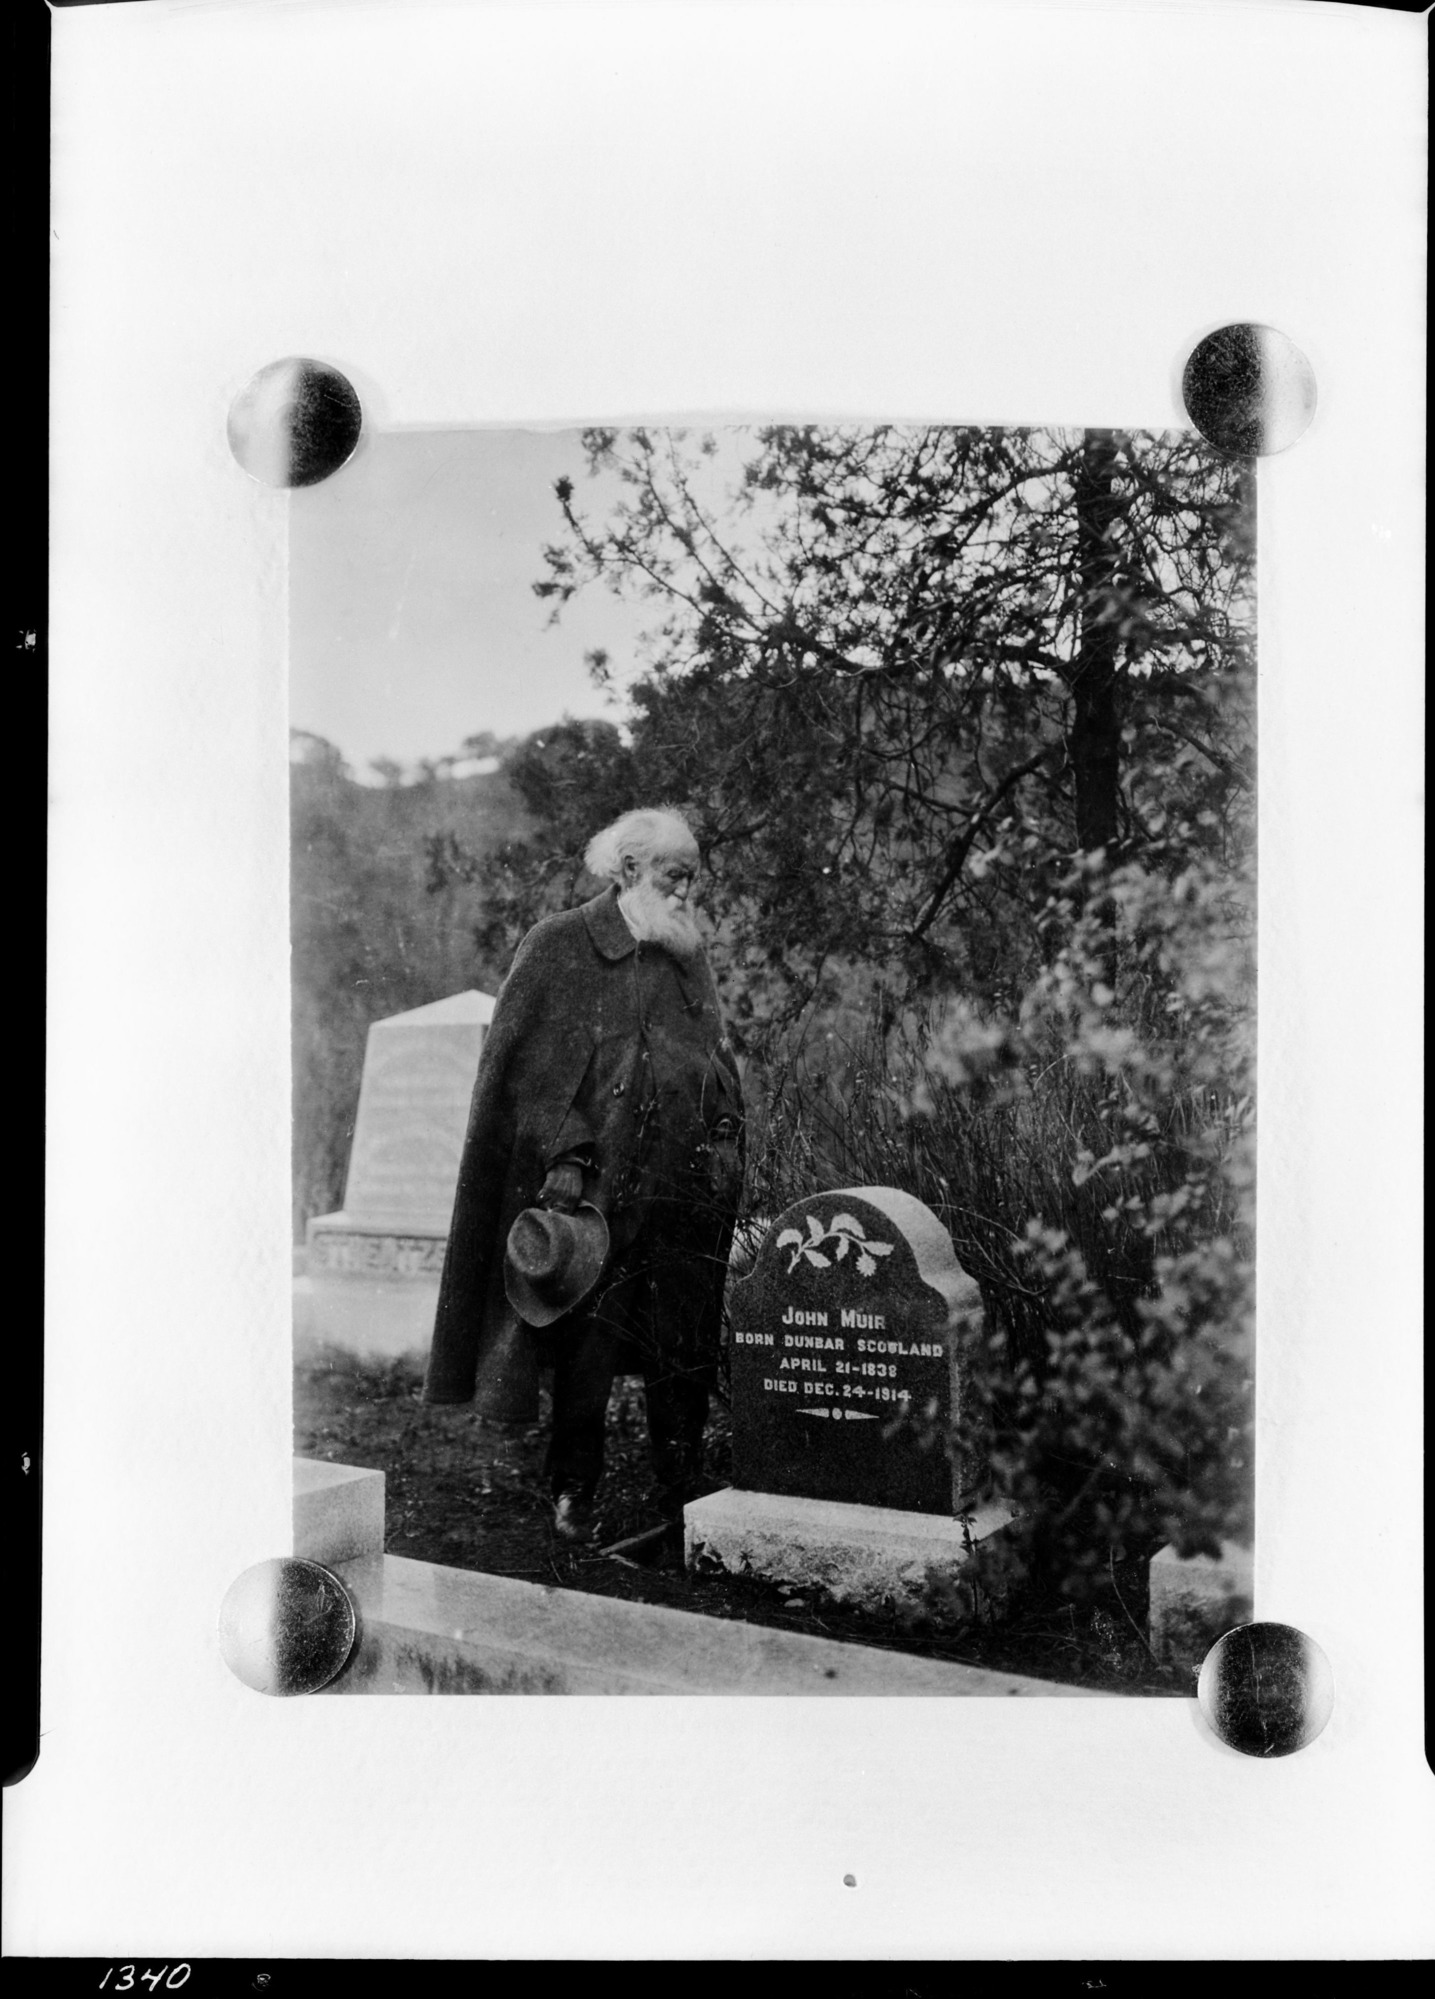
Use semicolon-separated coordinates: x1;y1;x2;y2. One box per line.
423;807;745;1547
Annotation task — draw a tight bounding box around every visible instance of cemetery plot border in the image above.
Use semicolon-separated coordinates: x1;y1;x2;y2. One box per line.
295;1349;1182;1694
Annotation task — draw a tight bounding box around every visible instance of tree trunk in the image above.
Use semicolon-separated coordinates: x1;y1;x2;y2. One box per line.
1069;431;1124;860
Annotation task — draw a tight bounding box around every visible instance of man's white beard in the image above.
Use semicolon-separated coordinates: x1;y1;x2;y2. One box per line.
618;878;705;961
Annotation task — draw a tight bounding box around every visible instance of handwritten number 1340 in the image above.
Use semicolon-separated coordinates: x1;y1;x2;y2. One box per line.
99;1970;190;1991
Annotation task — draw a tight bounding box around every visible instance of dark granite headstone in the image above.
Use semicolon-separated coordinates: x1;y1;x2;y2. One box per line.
728;1187;986;1515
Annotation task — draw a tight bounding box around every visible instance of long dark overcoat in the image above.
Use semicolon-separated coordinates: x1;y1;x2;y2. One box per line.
423;885;744;1418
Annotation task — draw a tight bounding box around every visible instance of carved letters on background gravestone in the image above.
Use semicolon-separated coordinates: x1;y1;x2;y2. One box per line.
728;1187;987;1515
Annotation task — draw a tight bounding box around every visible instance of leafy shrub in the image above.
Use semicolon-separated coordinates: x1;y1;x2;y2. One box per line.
733;849;1254;1606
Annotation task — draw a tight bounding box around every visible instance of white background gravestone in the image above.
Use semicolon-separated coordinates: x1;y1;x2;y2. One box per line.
298;990;493;1356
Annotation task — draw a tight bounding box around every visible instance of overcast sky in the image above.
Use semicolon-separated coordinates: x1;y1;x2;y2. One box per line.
288;427;651;773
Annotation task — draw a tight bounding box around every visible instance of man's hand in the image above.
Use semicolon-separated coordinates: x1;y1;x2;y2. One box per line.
539;1160;584;1213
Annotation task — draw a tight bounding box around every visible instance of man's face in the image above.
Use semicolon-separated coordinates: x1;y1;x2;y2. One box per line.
625;842;701;909
646;844;701;909
618;839;705;959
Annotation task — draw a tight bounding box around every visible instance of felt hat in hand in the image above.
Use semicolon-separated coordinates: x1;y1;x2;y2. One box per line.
503;1202;610;1327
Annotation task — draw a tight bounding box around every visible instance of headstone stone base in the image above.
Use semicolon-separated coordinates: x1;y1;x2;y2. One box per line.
296;1216;446;1362
1147;1539;1254;1676
306;1209;452;1277
684;1486;1018;1620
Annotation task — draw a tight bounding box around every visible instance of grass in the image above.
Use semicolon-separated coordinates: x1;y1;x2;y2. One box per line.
295;1346;1188;1695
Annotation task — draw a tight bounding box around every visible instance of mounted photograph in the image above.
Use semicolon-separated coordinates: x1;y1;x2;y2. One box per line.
289;418;1256;1696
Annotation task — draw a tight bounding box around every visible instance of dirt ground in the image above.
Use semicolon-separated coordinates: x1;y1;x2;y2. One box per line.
295;1347;1185;1695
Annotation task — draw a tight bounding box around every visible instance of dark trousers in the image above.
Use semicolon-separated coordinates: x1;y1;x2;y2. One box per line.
543;1227;726;1520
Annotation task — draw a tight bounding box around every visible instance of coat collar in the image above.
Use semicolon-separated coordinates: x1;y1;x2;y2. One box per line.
582;885;638;960
580;886;712;1012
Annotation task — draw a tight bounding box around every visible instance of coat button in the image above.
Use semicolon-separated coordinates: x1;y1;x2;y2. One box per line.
612;1082;625;1097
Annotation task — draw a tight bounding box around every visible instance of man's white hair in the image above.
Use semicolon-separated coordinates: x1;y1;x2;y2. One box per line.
584;806;697;883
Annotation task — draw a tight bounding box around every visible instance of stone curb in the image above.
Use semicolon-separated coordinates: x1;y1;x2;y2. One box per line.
321;1550;1100;1698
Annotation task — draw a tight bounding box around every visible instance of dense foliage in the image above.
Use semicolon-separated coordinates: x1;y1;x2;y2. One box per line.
467;425;1254;1023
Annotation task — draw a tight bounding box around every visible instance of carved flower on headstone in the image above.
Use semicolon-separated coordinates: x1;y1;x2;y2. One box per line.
775;1211;894;1276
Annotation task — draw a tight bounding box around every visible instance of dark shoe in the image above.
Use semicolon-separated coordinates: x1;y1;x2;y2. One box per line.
553;1490;596;1543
